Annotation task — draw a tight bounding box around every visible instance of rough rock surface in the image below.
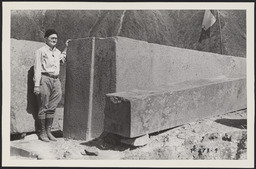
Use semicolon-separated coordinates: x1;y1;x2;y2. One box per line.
11;10;246;57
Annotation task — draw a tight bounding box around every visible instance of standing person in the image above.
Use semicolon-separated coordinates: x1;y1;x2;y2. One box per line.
33;29;71;142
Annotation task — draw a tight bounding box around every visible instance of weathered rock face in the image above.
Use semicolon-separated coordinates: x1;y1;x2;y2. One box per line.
11;10;100;50
11;10;246;57
11;10;46;42
11;39;64;134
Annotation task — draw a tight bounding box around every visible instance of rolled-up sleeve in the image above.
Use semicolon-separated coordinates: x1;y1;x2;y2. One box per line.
33;50;42;86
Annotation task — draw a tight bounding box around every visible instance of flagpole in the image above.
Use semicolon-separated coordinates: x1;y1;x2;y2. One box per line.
217;10;223;54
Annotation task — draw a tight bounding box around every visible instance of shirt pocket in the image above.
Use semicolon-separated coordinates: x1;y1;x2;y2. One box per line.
42;52;55;67
42;52;49;59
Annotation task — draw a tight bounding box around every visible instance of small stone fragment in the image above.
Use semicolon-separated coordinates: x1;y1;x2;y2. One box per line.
63;151;71;158
23;134;38;141
200;136;204;142
81;148;99;156
177;133;186;139
222;133;232;142
208;133;219;140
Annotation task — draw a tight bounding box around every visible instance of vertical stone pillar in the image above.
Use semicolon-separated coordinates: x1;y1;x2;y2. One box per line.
63;38;116;140
91;38;117;139
63;38;92;140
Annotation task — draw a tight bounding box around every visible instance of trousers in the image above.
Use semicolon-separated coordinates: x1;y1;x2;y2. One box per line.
37;75;62;119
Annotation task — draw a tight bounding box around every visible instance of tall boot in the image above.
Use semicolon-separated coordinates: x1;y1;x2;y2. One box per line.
38;119;50;142
46;118;57;141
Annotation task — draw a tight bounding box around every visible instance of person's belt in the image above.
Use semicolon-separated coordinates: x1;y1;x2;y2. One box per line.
42;72;59;79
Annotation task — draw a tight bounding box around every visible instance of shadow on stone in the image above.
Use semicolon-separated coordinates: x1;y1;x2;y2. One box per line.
10;130;63;141
149;125;182;137
80;132;136;151
10;131;35;141
215;119;247;129
52;130;64;138
26;66;39;132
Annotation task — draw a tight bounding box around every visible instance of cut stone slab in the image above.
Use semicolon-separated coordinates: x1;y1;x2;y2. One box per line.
121;134;150;147
64;36;246;141
104;75;246;138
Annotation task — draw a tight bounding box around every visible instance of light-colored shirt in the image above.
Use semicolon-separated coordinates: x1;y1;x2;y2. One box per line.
33;45;66;86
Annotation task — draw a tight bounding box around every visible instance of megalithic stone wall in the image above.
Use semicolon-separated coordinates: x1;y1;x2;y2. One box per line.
10;39;65;134
63;36;246;141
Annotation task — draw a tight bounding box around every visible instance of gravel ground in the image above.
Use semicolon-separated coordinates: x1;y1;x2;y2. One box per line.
11;109;247;160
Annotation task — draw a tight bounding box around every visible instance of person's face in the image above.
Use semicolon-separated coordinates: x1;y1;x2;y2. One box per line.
46;34;58;48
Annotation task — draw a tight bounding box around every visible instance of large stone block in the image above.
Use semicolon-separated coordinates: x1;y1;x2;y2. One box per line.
63;36;246;140
11;39;64;134
114;37;246;91
104;75;246;138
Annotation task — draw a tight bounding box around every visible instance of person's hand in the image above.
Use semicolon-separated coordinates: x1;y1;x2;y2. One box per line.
61;57;66;63
65;39;72;47
34;86;40;95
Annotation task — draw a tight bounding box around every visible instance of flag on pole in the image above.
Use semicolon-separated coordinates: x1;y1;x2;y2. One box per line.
202;10;216;31
199;10;217;43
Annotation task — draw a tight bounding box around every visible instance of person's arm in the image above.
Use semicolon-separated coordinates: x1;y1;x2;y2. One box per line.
33;50;42;95
60;39;71;63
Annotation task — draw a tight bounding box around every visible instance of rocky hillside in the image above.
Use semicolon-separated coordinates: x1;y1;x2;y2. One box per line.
11;10;246;57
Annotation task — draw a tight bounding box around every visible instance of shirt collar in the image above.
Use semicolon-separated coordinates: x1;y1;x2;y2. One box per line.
45;44;57;52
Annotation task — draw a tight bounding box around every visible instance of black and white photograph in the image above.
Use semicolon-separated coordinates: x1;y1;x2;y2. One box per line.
2;2;254;168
